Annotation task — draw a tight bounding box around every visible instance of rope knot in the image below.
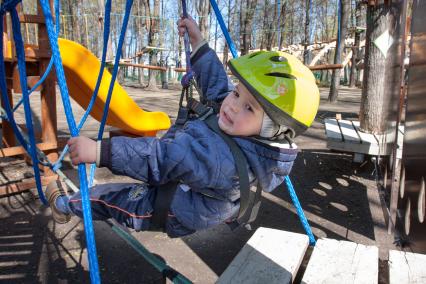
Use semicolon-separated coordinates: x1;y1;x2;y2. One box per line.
0;0;22;14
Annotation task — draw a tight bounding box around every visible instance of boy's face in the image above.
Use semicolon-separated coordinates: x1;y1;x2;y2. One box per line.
219;83;264;136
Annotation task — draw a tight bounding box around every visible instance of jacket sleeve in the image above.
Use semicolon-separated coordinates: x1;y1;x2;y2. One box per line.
99;133;226;188
190;44;233;104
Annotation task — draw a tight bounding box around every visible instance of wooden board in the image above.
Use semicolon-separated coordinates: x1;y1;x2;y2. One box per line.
339;119;361;143
218;229;426;283
324;118;343;141
302;238;379;284
217;227;309;284
325;119;385;155
389;250;426;284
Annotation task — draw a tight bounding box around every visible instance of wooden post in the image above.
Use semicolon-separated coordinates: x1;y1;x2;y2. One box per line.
1;89;16;148
37;0;58;176
1;18;16;148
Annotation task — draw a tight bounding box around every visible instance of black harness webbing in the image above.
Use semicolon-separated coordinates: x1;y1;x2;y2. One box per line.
150;87;262;231
202;113;262;228
150;182;179;232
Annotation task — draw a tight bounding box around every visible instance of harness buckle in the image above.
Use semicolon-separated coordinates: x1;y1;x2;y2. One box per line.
175;107;189;126
198;107;214;121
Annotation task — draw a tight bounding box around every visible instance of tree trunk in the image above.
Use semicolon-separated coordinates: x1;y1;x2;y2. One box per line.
349;1;362;87
359;2;397;134
289;1;294;45
196;0;210;40
328;0;349;102
260;1;269;50
147;0;160;90
303;0;311;64
278;2;287;50
222;0;232;65
266;0;278;50
240;0;258;55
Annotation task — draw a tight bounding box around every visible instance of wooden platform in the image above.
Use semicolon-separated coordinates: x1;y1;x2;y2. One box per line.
217;227;426;284
217;228;309;284
324;118;404;159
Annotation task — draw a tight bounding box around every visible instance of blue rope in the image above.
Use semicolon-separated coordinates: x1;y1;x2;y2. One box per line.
209;0;238;58
209;0;316;245
11;0;60;115
39;0;100;282
0;0;62;205
9;7;47;205
180;0;193;87
93;0;133;188
0;12;33;163
0;0;20;14
52;0;112;174
284;177;316;245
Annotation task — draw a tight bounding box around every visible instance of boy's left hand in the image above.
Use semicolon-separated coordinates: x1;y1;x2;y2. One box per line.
67;136;97;165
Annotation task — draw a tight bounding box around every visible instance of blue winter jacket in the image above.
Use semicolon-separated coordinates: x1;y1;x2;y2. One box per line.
102;44;298;234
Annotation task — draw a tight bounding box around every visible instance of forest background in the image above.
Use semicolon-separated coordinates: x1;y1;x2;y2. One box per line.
16;0;363;73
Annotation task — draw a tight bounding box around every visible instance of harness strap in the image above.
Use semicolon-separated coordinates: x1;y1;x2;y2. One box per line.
203;114;261;227
181;97;263;227
150;182;179;231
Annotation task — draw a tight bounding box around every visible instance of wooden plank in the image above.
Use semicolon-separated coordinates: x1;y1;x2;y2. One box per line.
19;15;44;24
351;121;381;155
0;175;58;197
1;88;16;147
352;121;378;145
218;227;309;284
116;61;167;71
326;139;379;155
339;119;361;143
24;48;51;59
326;119;380;154
389;250;426;284
0;143;57;158
309;64;343;71
324;118;343;141
302;238;378;284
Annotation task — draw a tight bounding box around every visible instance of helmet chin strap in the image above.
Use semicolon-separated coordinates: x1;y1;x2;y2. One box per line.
274;125;289;137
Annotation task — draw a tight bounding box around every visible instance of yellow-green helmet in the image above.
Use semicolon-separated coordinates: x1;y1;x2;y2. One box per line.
228;51;320;137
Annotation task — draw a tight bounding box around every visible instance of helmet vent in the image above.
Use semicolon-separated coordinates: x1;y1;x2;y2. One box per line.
248;51;262;58
266;72;297;80
270;56;287;62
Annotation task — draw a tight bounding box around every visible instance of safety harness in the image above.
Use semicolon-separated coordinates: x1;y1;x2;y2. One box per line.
150;83;263;232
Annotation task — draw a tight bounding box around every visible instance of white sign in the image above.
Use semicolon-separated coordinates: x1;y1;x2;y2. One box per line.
374;29;394;58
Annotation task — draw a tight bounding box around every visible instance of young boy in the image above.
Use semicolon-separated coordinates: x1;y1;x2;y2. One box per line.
46;17;319;237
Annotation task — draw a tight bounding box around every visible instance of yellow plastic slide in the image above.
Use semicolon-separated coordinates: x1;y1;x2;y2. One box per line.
58;38;171;136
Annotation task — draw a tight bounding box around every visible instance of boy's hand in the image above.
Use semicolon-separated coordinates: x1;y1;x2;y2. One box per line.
67;136;96;165
177;16;204;50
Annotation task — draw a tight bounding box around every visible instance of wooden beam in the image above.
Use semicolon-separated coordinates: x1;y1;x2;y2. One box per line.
309;64;343;71
0;142;57;158
24;48;51;59
302;239;379;284
0;175;58;197
218;228;309;284
117;62;167;71
38;0;58;177
174;67;186;73
19;15;45;24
